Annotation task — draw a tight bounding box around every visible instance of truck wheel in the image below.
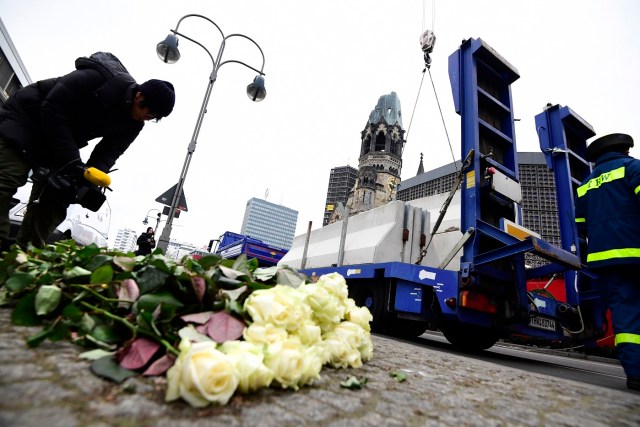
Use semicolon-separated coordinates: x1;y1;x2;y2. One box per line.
440;320;499;350
351;283;387;333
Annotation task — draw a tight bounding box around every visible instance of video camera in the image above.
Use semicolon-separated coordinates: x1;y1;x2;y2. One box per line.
32;165;111;212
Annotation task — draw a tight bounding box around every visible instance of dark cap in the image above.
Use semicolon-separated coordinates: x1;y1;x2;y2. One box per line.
586;133;633;162
139;79;175;118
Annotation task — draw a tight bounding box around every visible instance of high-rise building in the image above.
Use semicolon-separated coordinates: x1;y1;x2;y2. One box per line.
112;228;138;253
322;165;357;226
0;18;32;102
397;152;559;267
240;198;298;249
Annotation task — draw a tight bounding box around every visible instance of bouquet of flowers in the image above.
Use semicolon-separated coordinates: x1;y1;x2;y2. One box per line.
0;241;373;407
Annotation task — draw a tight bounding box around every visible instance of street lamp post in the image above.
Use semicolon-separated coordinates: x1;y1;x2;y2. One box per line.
142;209;162;232
155;14;267;252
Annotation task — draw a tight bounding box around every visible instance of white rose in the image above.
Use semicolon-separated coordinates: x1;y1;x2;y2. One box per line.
345;305;373;332
290;319;322;347
315;273;349;304
165;339;239;407
264;337;308;390
243;323;289;346
298;345;324;387
322;329;362;369
220;340;274;394
302;284;344;332
244;285;311;333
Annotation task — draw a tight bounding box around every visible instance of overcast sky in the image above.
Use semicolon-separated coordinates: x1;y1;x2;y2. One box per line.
1;0;639;249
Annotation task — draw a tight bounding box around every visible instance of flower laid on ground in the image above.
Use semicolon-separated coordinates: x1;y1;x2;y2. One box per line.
0;241;373;407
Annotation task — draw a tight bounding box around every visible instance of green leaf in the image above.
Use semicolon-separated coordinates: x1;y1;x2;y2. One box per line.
5;271;36;292
11;292;40;326
340;376;368;389
231;255;250;275
49;322;70;341
136;291;184;319
62;303;84;322
90;265;114;284
35;284;62;315
136;266;170;294
90;356;137;384
91;324;126;344
80;313;96;333
85;254;112;271
64;266;92;279
253;266;279;281
196;254;222;270
27;328;52;348
390;371;408;382
113;256;136;272
0;288;11;306
276;268;306;288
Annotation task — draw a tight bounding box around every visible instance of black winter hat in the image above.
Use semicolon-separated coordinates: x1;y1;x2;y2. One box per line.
586;133;634;162
139;79;175;118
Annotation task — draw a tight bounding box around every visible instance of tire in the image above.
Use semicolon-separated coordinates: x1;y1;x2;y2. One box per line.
440;320;499;351
350;282;387;333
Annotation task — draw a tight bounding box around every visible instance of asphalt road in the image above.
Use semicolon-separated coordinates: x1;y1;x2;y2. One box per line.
409;332;631;394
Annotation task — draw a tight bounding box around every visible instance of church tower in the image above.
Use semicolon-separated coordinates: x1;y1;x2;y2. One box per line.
331;92;405;223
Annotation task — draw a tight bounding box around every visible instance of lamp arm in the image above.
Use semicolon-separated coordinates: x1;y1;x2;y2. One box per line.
223;33;266;74
218;59;265;76
174;14;224;40
172;30;215;67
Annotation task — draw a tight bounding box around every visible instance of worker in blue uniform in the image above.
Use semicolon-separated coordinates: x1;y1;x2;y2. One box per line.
575;133;640;391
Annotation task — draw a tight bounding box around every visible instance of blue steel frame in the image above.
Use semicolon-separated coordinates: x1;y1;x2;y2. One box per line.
535;105;600;311
448;38;521;272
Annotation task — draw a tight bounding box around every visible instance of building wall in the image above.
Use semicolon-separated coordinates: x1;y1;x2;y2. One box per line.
323;165;357;226
0;18;31;102
240;198;298;249
397;152;560;267
112;228;137;253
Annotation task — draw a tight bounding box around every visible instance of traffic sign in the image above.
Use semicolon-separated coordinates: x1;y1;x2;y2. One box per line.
156;184;188;212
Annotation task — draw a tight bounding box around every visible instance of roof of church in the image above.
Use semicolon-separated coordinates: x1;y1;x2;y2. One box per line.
368;91;403;128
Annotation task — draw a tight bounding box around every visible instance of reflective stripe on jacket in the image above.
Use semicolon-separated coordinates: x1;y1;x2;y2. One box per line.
575;152;640;268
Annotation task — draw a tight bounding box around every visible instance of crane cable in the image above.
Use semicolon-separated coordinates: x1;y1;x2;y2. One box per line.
405;0;457;172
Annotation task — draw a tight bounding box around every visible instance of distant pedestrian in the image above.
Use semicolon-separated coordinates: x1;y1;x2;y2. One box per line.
575;133;640;391
136;227;156;256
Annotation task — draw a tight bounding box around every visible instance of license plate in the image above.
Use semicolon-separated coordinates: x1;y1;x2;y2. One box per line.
529;316;556;331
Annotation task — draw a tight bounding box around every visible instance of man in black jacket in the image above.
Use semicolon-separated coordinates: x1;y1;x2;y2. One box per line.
0;52;175;249
135;227;156;256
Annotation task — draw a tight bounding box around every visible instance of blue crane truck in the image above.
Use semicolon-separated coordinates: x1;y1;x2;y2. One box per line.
279;38;604;351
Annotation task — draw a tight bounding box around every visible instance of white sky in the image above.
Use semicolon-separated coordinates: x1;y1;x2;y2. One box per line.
1;0;639;249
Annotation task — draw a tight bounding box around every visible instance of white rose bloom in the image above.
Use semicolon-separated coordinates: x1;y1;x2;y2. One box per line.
264;337;308;390
298;345;324;387
290;319;322;347
345;305;373;332
322;330;362;369
220;340;274;394
165;339;239;407
302;284;344;332
244;285;311;333
315;273;349;304
243;323;289;346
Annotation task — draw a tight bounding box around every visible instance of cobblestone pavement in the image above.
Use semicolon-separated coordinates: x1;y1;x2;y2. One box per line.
1;308;639;427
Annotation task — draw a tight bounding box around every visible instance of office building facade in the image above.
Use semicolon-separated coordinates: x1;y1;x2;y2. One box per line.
112;228;138;253
397;152;560;266
240;198;298;249
322;165;357;226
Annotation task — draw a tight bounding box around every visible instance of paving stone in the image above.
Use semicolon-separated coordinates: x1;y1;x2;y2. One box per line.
1;308;639;426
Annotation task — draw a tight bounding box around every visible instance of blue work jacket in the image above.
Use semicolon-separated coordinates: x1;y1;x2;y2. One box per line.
575;152;640;269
